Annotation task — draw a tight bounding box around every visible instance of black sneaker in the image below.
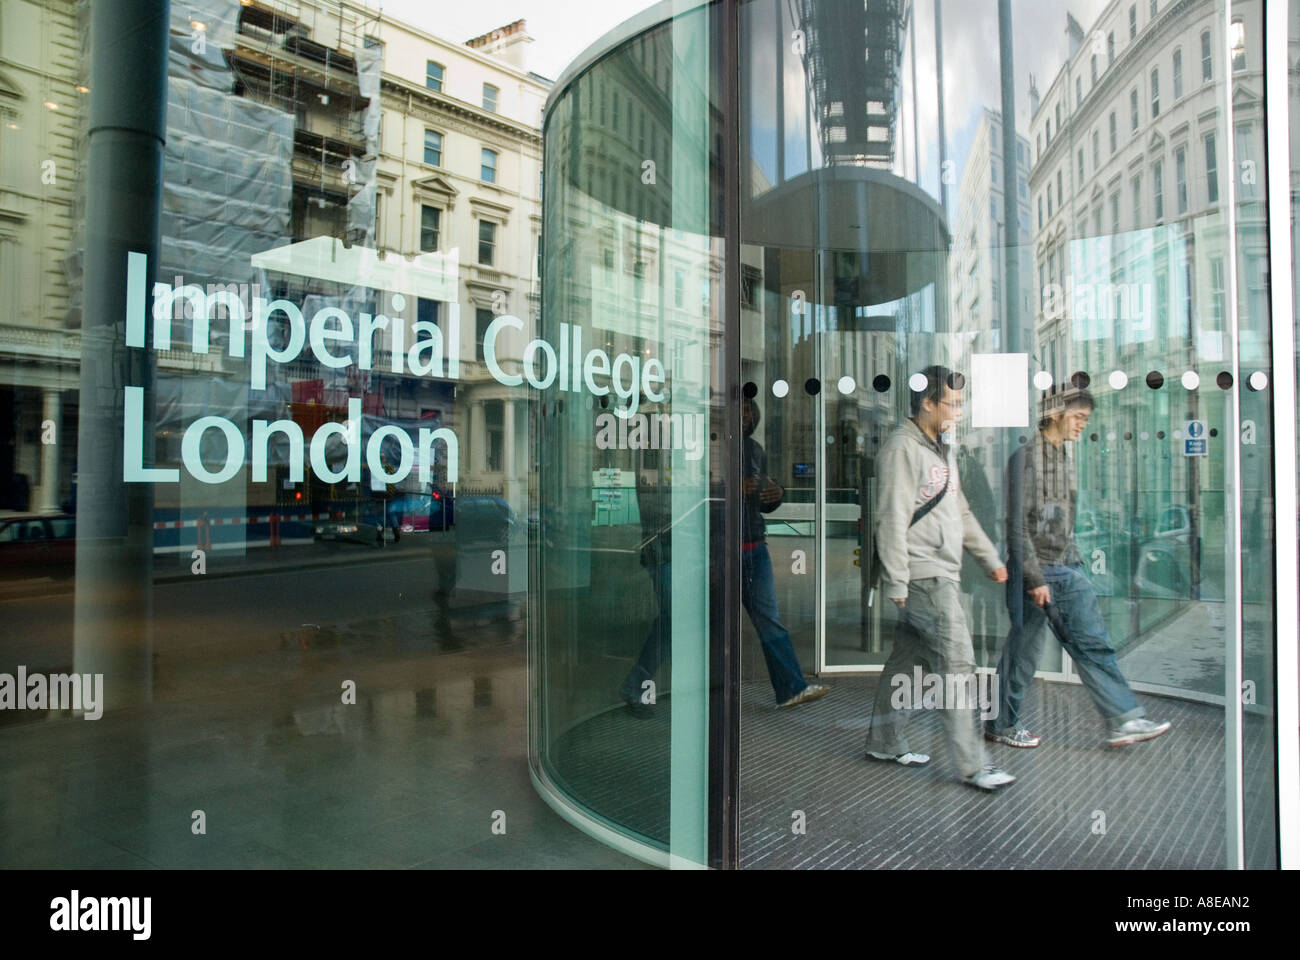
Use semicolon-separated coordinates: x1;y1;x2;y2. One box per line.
620;693;656;720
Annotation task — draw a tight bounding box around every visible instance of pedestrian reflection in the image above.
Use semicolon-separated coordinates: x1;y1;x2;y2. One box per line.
618;397;829;716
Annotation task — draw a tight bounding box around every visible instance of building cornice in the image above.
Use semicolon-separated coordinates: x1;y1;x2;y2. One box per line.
469;196;513;220
411;174;459;202
338;0;551;90
1034;0;1205;176
380;77;541;147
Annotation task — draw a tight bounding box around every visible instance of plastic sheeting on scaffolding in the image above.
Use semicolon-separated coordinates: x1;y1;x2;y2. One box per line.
64;0;292;332
347;37;381;250
160;0;293;325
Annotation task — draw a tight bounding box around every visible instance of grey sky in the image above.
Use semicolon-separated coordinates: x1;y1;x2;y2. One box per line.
368;1;1110;119
369;0;1113;195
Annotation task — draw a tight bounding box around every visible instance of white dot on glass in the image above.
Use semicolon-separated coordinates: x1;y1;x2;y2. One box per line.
1033;371;1053;390
1249;371;1269;391
1140;431;1150;441
1108;370;1128;390
837;375;855;395
1107;431;1117;442
1173;429;1184;440
1181;370;1200;390
826;435;835;444
772;379;789;398
391;293;406;312
908;373;928;392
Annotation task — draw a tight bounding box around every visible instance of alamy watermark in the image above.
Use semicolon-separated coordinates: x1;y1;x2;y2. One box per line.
889;667;1000;721
50;891;150;940
0;667;103;719
158;275;264;332
1040;278;1153;327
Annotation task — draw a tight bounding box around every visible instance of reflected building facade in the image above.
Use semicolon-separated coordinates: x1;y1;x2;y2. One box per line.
0;0;81;516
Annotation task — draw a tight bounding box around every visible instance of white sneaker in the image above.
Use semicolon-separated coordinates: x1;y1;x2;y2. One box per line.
1106;718;1172;747
963;766;1016;791
778;684;829;708
867;750;931;766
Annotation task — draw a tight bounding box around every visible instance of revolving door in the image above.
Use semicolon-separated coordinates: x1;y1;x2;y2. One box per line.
533;0;1288;870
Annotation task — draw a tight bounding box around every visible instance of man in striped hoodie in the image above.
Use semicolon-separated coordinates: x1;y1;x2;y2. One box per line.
990;386;1171;749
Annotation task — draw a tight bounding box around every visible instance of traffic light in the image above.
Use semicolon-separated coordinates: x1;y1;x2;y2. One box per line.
853;547;861;567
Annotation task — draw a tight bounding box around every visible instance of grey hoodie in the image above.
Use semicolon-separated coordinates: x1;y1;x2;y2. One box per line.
874;419;1003;601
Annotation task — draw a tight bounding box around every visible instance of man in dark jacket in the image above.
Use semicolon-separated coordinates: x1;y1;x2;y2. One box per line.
740;398;828;707
619;398;827;710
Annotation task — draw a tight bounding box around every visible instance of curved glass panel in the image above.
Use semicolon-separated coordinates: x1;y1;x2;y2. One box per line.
0;0;630;871
533;0;1286;871
532;1;723;865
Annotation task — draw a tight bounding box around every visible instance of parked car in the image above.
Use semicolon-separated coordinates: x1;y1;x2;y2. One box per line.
1072;508;1135;597
454;496;515;545
1152;505;1192;541
386;490;454;533
313;518;384;548
1134;537;1195;599
0;513;76;579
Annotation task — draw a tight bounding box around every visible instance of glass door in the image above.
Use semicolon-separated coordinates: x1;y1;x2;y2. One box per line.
735;0;1280;871
738;244;820;690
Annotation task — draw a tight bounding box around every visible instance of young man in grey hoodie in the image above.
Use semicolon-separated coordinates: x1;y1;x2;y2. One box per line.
865;366;1016;792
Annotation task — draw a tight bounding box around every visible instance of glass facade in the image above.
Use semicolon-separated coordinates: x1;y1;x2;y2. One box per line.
0;0;1293;874
0;0;618;871
535;0;1296;869
531;0;724;867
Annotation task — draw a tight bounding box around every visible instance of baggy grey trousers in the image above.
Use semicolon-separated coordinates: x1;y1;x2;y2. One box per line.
866;577;986;778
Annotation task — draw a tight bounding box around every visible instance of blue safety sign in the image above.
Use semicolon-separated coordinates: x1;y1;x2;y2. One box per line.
1184;420;1207;456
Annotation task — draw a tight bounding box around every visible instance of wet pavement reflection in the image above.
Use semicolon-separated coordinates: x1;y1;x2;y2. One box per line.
0;542;645;869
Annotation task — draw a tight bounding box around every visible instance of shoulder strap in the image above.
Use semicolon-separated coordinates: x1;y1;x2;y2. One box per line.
909;468;949;527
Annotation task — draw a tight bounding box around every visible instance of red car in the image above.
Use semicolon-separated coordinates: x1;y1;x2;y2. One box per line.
0;513;76;581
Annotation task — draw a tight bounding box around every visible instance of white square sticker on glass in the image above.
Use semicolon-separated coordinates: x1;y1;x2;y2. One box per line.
971;353;1029;428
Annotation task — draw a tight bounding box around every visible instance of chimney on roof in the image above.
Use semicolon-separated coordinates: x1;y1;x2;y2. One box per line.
465;19;533;71
1066;13;1085;58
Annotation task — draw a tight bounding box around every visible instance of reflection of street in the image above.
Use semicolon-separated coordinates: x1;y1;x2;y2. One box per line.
0;634;642;868
1116;600;1272;701
0;540;519;677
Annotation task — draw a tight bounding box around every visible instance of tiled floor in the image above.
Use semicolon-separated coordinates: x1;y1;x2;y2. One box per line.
739;675;1276;869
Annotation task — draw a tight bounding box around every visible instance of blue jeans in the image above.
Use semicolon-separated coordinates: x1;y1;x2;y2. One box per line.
620;561;673;703
741;543;810;704
993;562;1144;730
621;545;809;705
